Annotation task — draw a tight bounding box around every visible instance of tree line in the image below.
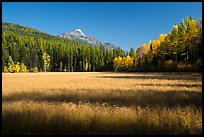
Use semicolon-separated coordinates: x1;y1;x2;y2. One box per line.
2;16;202;72
2;30;126;72
113;16;202;72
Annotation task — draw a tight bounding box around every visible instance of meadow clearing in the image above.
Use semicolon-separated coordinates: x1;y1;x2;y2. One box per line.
2;72;202;135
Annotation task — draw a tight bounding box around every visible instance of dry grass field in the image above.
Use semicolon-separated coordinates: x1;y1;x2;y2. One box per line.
2;72;202;135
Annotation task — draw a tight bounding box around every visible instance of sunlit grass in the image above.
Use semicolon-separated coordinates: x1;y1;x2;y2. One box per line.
2;72;202;134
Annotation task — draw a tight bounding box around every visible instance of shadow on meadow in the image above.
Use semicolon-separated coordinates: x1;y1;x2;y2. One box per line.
133;83;202;88
3;88;202;108
98;72;202;81
3;104;200;135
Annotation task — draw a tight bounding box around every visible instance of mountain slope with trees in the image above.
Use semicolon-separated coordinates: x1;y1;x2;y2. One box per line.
2;22;82;44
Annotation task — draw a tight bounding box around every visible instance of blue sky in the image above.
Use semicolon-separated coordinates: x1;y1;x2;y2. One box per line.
2;2;202;51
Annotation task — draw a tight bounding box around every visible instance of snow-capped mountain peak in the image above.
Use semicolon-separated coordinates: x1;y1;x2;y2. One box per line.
58;28;116;48
70;28;86;37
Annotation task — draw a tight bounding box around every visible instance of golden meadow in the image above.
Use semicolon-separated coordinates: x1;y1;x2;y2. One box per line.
2;72;202;135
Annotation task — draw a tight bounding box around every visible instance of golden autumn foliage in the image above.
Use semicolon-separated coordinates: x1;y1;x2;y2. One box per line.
123;55;133;69
157;34;167;42
8;64;15;73
3;66;8;73
139;16;202;72
113;56;123;71
136;43;150;57
14;62;21;73
187;19;199;40
151;39;161;52
114;55;133;71
20;63;28;72
173;25;179;32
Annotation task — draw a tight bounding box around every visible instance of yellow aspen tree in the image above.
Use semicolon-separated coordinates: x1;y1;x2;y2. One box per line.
124;55;133;69
20;63;28;72
14;62;21;73
113;56;123;71
157;34;167;42
3;66;8;73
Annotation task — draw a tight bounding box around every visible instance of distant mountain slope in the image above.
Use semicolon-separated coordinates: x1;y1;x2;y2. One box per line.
104;42;117;49
59;28;102;46
59;28;117;49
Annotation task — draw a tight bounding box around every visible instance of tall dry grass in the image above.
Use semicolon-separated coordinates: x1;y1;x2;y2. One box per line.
2;72;202;135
